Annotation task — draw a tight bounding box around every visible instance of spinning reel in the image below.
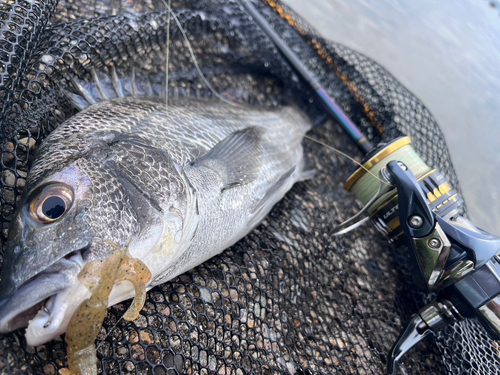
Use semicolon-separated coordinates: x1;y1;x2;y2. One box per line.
336;137;500;374
241;3;500;371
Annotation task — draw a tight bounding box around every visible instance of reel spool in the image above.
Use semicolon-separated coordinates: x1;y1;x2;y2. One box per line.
343;137;500;375
344;137;464;242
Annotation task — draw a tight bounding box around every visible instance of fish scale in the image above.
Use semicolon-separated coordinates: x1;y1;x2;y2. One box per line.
0;0;485;373
0;94;312;347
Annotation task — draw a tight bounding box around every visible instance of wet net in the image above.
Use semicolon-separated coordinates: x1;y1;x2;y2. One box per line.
0;0;496;374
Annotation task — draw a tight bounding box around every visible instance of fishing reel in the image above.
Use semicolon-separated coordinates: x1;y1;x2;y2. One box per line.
335;137;500;375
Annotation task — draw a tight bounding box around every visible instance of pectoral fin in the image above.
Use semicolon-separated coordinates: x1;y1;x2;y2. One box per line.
191;127;265;190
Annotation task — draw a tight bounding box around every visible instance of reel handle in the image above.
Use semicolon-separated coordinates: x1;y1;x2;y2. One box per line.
387;300;461;375
340;137;500;374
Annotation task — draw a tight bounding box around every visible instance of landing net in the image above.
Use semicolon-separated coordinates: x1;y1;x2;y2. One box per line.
0;1;494;374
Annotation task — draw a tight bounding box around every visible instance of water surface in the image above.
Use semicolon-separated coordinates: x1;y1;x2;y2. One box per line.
283;0;500;235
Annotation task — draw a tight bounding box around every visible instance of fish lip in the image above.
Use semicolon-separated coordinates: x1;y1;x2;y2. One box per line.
0;251;84;333
0;273;68;333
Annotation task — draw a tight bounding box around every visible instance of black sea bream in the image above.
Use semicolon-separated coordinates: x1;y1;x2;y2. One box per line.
0;96;312;346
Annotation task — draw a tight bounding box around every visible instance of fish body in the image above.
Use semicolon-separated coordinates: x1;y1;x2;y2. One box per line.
0;96;312;346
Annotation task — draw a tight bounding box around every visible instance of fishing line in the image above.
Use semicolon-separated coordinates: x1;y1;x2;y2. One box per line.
157;2;392;209
159;1;389;188
95;315;124;351
99;1;268;339
165;0;172;107
241;0;373;153
304;134;393;188
160;0;244;107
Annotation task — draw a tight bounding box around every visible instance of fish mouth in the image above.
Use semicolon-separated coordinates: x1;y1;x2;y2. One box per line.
0;251;87;345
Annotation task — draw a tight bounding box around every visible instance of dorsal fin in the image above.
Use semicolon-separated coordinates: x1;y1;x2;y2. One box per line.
68;76;96;105
63;66;143;110
111;66;125;98
91;67;109;101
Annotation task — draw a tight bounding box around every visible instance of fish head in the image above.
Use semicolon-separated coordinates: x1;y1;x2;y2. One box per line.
0;100;194;346
0;130;175;346
0;160;98;344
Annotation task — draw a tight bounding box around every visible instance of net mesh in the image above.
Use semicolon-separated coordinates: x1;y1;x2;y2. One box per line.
0;0;496;374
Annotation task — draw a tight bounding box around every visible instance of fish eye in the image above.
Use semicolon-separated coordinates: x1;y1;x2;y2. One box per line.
29;184;74;223
42;197;66;219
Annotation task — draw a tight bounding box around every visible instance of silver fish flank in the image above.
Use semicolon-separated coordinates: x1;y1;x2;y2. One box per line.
0;96;312;346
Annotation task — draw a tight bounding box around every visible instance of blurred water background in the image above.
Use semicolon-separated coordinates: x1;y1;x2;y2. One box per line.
282;0;500;235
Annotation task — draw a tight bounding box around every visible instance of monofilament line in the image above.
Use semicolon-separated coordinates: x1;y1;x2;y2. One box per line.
96;315;124;351
304;135;393;187
160;0;243;107
165;0;172;107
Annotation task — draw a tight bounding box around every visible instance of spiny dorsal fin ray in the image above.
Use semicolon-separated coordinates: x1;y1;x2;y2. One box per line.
131;67;137;97
111;65;125;98
146;75;154;96
61;88;90;111
91;67;109;101
69;75;97;105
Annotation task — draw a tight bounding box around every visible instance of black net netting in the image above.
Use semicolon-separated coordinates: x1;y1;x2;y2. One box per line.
0;0;497;374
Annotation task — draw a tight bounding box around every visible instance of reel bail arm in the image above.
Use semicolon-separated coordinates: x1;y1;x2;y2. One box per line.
340;137;500;374
385;161;434;239
386;161;452;291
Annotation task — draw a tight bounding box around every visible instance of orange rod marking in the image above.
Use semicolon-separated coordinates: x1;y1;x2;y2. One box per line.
262;0;384;135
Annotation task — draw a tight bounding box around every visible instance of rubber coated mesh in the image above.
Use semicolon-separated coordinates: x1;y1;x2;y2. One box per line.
0;1;496;374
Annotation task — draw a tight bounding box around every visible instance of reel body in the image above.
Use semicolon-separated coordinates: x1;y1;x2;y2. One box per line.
340;137;500;374
344;137;462;244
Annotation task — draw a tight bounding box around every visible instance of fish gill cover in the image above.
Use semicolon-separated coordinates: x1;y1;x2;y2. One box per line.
0;0;496;374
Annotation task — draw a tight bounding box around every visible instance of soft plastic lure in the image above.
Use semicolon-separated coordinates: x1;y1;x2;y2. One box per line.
59;240;152;375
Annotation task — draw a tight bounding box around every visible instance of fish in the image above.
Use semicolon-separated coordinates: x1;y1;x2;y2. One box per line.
0;88;313;347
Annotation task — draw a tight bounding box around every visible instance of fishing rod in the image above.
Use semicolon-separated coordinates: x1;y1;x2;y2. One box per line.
241;0;373;154
243;1;500;374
